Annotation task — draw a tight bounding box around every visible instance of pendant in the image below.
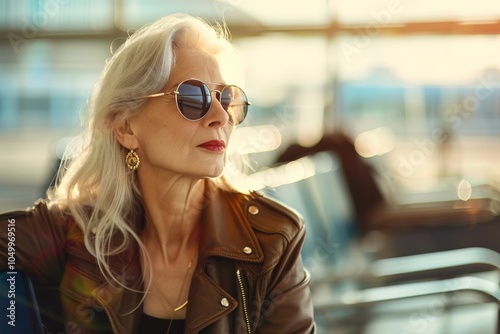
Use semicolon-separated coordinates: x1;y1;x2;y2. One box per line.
173;300;188;312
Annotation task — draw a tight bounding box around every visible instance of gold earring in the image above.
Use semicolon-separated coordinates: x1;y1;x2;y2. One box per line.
125;149;140;170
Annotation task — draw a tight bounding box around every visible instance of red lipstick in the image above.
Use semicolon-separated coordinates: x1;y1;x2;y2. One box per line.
197;140;226;152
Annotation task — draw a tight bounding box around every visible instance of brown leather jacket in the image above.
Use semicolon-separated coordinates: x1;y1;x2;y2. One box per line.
0;184;315;333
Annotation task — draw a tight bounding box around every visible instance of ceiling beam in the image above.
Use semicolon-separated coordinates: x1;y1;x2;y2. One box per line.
1;20;499;42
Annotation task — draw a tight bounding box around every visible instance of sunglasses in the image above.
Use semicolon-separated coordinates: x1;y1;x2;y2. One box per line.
143;79;250;125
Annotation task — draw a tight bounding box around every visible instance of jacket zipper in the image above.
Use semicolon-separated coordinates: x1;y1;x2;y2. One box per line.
236;269;252;334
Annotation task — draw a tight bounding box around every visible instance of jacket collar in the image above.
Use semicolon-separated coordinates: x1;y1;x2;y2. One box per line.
127;179;265;264
198;180;264;263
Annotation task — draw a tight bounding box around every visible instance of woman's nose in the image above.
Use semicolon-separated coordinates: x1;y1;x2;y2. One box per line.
202;90;229;127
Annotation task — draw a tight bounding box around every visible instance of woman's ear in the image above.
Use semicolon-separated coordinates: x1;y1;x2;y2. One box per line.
114;118;138;149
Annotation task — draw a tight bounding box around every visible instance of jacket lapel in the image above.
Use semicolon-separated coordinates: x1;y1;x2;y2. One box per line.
184;182;264;333
198;182;263;262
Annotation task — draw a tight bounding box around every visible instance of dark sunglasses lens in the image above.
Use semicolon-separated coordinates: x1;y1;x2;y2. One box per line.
220;86;248;125
176;80;211;120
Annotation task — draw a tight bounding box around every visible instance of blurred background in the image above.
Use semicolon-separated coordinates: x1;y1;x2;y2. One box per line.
1;0;500;210
2;0;500;333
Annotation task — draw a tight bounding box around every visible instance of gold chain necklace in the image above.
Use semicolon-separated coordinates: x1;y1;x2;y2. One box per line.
143;218;200;334
152;253;196;334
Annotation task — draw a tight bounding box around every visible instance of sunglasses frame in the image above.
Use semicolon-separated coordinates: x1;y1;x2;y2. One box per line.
142;78;250;125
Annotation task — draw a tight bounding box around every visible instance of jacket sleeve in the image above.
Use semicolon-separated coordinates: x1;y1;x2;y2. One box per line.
0;200;67;286
257;215;316;333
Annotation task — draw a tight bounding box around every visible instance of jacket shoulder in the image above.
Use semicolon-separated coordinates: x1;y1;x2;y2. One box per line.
0;210;28;221
0;199;65;221
243;190;305;243
0;199;47;219
0;199;69;284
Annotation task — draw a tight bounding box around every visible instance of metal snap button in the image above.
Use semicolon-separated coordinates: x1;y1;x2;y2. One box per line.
243;247;253;254
221;298;229;307
248;205;259;215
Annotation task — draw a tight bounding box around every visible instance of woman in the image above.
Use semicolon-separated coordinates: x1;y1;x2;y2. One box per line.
0;14;315;333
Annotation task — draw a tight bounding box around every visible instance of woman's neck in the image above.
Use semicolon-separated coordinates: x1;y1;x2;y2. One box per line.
139;176;205;263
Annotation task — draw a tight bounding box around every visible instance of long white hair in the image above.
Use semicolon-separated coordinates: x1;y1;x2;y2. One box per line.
50;14;241;291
